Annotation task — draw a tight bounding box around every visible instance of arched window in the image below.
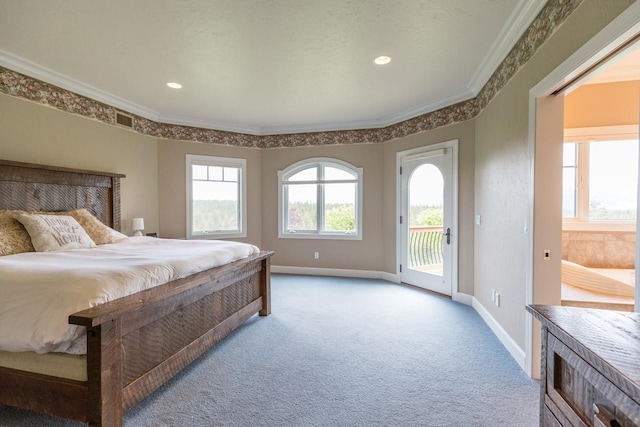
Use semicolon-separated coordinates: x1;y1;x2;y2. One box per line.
278;158;363;239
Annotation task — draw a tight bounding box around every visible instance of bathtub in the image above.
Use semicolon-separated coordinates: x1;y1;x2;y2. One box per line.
561;260;635;298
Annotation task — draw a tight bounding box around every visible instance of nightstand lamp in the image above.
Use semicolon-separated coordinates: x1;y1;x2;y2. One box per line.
131;217;145;236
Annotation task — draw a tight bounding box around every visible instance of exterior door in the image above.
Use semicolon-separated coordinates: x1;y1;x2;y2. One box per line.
400;148;453;295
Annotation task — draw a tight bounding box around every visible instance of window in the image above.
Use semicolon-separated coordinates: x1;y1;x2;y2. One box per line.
562;143;578;218
562;130;638;228
186;154;246;239
278;158;363;239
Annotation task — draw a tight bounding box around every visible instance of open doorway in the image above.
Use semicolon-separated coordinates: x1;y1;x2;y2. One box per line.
560;48;640;312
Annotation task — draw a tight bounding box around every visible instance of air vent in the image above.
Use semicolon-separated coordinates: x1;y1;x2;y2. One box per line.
115;112;134;128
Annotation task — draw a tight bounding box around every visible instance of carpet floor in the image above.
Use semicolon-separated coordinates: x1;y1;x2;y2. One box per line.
0;274;539;426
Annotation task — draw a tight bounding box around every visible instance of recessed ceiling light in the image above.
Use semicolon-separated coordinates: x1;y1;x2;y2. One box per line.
374;56;391;65
166;82;182;89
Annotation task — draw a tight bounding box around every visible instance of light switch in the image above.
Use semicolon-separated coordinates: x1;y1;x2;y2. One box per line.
475;214;481;225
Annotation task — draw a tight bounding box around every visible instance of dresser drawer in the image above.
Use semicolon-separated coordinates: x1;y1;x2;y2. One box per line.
543;403;562;427
545;332;640;426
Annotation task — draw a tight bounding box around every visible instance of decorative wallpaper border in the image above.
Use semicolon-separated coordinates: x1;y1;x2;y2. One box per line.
0;0;582;149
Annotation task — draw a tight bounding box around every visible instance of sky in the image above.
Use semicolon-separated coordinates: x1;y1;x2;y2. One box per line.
564;139;638;217
409;164;444;207
589;140;638;211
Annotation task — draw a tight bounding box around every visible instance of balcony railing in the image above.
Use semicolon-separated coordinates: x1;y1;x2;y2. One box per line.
409;226;443;267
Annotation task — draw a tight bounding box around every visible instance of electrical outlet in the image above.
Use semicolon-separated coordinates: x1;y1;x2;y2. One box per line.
314;252;319;259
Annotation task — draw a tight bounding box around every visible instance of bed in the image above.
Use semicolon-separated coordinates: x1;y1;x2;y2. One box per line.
0;159;273;426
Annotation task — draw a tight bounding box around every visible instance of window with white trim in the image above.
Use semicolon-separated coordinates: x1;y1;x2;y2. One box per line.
278;158;363;239
562;126;638;229
186;154;246;239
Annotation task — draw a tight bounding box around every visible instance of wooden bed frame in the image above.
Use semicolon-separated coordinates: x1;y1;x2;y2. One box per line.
0;159;273;426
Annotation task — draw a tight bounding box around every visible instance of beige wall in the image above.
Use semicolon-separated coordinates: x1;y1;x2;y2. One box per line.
157;139;263;247
565;80;640;128
474;0;634;351
261;143;384;270
0;93;159;235
383;121;476;295
156;127;476;281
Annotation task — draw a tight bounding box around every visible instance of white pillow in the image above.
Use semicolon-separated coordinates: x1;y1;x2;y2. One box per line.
17;214;97;252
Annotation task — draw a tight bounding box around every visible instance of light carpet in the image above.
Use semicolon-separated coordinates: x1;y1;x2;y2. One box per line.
0;274;539;426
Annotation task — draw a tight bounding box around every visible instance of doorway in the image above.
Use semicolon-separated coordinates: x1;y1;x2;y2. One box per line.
561;71;639;312
526;4;640;378
397;141;458;296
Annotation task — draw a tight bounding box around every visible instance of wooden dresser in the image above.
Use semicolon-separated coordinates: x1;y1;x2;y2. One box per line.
527;305;640;426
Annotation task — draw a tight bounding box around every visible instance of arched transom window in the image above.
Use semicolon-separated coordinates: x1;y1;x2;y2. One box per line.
278;158;363;239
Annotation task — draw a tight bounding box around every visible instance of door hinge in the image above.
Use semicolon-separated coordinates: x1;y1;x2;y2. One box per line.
400;264;402;273
399;166;403;175
400;215;403;224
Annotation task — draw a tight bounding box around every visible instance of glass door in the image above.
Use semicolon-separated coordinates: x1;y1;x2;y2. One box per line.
400;148;453;295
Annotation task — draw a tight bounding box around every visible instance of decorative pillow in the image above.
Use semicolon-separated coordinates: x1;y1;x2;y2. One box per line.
17;214;97;252
34;209;120;245
66;209;119;245
0;210;35;256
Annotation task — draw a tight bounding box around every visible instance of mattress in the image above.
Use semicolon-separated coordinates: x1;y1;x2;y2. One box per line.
0;350;86;381
0;237;259;354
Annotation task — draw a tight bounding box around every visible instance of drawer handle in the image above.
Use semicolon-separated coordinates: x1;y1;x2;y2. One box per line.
593;403;621;427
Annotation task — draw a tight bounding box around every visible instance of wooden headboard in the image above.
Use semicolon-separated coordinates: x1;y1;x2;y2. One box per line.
0;159;125;231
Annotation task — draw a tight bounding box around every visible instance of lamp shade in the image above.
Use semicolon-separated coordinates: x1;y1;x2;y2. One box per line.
132;218;145;231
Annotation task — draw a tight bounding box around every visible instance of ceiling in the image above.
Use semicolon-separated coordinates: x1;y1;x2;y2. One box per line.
0;0;547;135
583;43;640;85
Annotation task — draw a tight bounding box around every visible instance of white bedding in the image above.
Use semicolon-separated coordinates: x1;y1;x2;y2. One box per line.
0;237;259;354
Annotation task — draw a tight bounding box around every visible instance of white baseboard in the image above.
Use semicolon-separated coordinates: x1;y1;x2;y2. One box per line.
273;266;470;304
472;298;526;371
272;265;391;280
381;272;400;283
453;292;473;306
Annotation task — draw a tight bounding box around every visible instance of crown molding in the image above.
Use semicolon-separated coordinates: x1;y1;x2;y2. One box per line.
0;48;159;121
152;87;477;135
158;113;386;136
467;0;547;96
256;118;386;135
378;88;476;127
157;114;263;135
251;87;476;135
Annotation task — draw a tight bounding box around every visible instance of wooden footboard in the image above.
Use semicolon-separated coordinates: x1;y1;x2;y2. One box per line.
0;251;272;426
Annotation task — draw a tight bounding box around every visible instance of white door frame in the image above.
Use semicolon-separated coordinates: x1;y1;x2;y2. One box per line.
396;139;460;300
525;3;640;378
